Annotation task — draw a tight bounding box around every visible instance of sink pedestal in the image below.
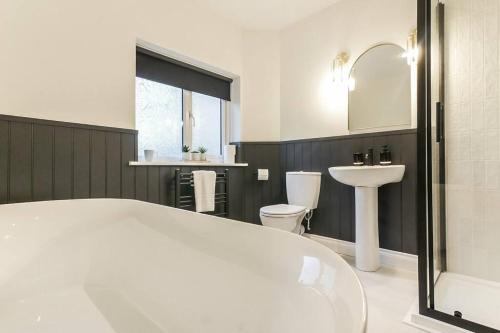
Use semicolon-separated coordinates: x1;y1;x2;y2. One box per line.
328;165;405;273
355;187;380;271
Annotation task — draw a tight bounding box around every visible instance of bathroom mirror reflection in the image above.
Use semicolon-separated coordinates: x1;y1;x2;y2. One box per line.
348;44;411;132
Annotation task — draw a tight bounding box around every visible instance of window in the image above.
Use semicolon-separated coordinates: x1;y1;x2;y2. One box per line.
136;79;226;160
191;92;222;155
136;78;183;159
135;46;232;160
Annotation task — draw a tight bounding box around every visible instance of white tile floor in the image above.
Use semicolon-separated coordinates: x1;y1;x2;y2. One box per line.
341;255;425;333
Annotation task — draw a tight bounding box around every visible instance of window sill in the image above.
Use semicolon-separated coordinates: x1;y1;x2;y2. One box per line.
129;161;248;167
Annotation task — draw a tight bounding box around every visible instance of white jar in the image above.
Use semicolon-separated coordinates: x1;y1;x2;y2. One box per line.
144;150;155;162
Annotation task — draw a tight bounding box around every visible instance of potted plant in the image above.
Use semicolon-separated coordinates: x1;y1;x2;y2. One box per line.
191;150;200;161
198;146;207;161
182;145;191;161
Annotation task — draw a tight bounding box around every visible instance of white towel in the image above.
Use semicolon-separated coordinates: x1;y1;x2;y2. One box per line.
192;170;216;212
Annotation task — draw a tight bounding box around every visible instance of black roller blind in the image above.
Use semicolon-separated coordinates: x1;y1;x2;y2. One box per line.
136;47;232;101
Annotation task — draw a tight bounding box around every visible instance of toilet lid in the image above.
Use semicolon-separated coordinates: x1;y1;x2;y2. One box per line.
260;204;306;216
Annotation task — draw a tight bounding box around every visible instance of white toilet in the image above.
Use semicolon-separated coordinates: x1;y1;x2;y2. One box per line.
260;171;321;234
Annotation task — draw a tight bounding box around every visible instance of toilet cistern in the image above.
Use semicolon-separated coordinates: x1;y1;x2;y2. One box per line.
328;165;405;271
260;171;321;234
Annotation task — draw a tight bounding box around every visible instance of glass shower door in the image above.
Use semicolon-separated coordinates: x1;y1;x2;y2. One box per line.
424;0;500;331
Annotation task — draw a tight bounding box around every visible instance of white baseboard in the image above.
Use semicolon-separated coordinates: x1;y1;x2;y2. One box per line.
305;233;418;273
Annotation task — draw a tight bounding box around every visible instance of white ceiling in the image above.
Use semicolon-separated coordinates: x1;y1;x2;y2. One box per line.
192;0;344;30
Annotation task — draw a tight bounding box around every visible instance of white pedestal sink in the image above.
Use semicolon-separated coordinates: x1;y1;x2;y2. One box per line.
328;165;405;272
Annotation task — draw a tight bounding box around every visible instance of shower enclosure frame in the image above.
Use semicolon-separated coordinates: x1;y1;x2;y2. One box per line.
417;0;500;332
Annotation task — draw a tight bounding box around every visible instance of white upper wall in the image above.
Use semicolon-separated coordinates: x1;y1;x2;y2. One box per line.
0;0;416;142
0;0;243;130
240;31;281;141
279;0;417;140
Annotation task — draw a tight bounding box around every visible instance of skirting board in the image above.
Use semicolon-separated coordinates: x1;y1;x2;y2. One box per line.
305;233;418;273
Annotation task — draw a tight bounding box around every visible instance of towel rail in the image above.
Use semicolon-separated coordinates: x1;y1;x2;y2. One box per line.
174;169;229;217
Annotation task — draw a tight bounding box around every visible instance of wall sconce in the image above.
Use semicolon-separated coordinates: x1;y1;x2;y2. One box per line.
404;29;418;65
332;52;349;83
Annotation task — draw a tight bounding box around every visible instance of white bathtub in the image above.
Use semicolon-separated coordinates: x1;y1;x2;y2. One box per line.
0;199;366;333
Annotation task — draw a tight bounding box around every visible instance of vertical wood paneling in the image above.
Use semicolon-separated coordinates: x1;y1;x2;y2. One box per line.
243;145;255;223
147;167;160;203
73;129;91;198
315;141;334;237
377;135;403;250
105;132;121;198
9;122;32;203
401;133;418;253
328;141;342;238
228;168;244;220
302;142;312;171
294;144;302;170
90;131;106;198
279;144;287;201
121;133;136;199
0;113;417;254
135;167;148;202
159;167;169;206
256;145;270;214
54;127;73;199
33;124;54;201
270;144;281;203
236;130;418;254
0;121;8;203
286;144;294;173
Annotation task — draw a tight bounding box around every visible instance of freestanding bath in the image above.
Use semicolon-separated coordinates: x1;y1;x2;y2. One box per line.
0;199;366;333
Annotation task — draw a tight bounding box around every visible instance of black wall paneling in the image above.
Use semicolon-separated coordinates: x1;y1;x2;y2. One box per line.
106;132;122;198
0;121;8;204
54;127;73;199
0;113;417;255
0;114;247;223
235;142;282;224
0;114;137;204
73;129;91;199
9;122;32;203
236;129;418;255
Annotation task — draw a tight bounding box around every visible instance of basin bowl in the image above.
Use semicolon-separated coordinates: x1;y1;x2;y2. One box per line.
328;165;405;188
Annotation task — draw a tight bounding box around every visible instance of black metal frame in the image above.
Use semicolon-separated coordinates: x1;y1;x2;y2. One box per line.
174;169;229;217
417;0;500;331
436;2;447;273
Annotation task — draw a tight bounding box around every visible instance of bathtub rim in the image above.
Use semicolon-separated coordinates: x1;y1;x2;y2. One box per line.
0;198;367;333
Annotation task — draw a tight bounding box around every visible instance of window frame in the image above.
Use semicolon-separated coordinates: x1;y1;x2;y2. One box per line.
135;77;228;160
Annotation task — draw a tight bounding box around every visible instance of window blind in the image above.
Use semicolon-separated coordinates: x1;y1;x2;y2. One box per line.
136;47;232;101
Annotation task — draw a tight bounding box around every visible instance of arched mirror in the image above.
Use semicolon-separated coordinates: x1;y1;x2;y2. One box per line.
348;44;411;132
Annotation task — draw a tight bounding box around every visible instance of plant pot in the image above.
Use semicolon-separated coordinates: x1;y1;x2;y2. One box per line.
182;152;191;161
144;149;155;162
191;153;201;161
200;153;207;161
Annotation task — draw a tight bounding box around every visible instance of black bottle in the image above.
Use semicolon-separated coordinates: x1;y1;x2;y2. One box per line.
365;148;374;166
380;145;392;165
353;152;364;166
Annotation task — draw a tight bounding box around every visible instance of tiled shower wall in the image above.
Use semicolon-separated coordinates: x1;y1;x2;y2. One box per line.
445;0;500;281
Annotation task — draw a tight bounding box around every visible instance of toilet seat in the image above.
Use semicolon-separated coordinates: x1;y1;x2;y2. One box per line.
260;204;306;217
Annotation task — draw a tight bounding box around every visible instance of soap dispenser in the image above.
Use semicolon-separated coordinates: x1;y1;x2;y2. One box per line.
365;148;374;166
380;145;392;165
